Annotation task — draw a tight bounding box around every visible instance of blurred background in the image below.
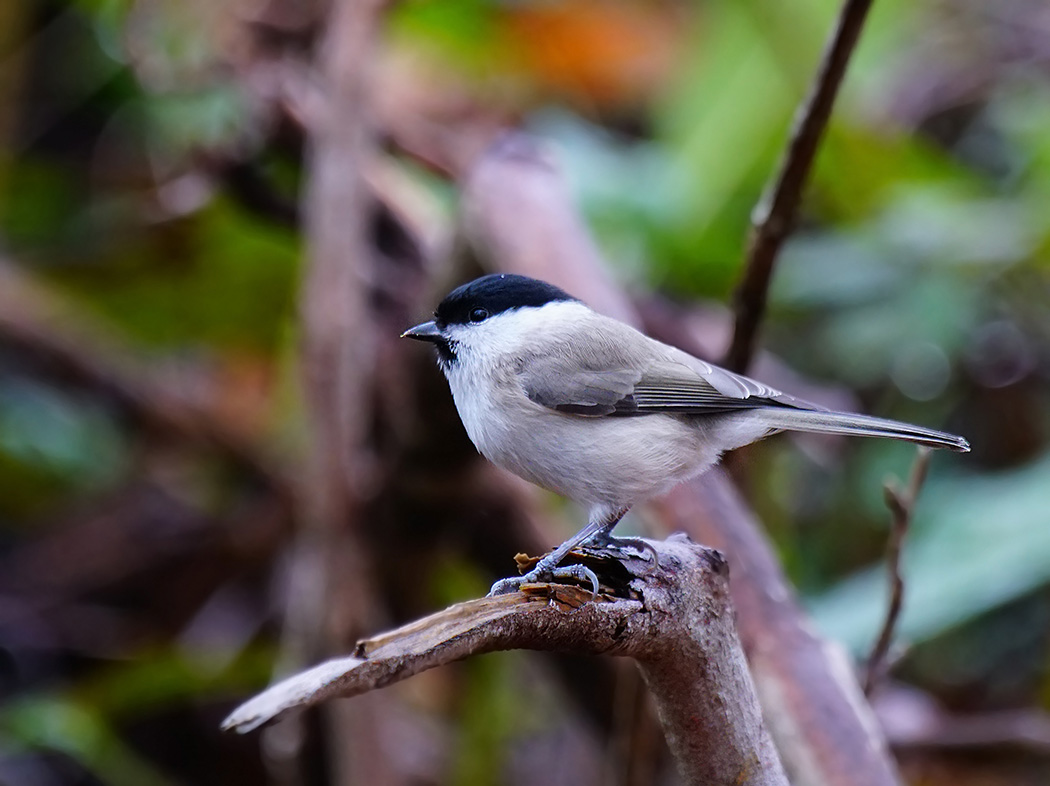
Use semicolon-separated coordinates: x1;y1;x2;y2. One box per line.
2;0;1050;784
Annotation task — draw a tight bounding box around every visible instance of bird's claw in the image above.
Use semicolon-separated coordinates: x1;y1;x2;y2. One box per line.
488;563;600;600
587;534;660;570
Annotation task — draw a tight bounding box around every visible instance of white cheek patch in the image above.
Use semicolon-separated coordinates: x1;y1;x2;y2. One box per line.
449;302;591;357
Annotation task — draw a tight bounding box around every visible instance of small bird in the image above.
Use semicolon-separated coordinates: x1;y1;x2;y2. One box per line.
403;273;969;596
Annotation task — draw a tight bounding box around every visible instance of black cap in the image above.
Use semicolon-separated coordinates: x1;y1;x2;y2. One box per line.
434;274;577;327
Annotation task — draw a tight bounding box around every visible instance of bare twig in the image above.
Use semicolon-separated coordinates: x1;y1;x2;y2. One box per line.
864;447;931;695
723;0;876;373
225;538;790;786
268;0;392;783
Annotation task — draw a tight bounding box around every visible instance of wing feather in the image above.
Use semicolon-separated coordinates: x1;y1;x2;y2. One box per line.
515;313;819;417
519;347;814;417
522;367;642;416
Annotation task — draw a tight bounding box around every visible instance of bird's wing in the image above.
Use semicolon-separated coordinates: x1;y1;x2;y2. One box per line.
519;343;814;418
665;351;818;410
521;366;643;416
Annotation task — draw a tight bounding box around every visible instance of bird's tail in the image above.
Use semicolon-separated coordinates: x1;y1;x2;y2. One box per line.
754;408;970;452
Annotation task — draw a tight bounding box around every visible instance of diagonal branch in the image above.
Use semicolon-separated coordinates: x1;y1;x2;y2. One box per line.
224;538;789;786
224;590;635;735
723;0;876;373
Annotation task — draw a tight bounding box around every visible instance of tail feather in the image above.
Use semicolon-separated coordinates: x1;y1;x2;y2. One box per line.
755;408;970;453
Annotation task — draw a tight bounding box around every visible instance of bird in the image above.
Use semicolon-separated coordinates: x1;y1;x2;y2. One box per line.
402;273;969;596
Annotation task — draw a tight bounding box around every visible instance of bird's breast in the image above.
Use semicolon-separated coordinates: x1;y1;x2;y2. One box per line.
444;362;516;458
444;363;721;507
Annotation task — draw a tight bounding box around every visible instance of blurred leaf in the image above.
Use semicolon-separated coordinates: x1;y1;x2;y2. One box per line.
44;199;300;351
813;127;979;222
451;652;521;786
877;188;1040;267
808;452;1050;653
389;0;505;74
530;110;674;283
74;645;275;718
0;160;82;249
994;78;1050;205
812;276;978;387
145;84;253;162
0;379;127;520
653;0;795;292
771;231;906;309
0;697;173;786
768;183;1024;388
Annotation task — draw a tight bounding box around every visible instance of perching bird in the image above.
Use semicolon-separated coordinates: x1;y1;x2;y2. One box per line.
403;273;969;595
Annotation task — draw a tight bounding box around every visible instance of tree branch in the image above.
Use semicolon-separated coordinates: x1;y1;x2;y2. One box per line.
864;447;931;695
655;473;902;786
224;537;789;786
723;0;876;373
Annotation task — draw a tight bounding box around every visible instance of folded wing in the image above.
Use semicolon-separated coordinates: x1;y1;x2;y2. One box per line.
519;350;813;418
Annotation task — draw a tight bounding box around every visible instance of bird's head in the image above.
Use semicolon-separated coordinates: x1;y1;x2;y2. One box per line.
401;273;580;369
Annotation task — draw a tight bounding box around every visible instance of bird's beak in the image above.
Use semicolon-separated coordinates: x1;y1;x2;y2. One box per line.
400;320;443;343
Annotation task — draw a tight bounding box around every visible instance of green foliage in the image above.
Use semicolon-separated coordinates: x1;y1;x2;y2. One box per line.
450;653;522;786
809;453;1050;652
389;0;508;75
0;379;128;520
1;160;83;249
1;696;174;786
35;199;300;351
0;645;272;786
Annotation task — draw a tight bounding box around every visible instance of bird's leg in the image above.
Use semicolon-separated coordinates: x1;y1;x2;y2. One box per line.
578;506;630;549
489;505;638;596
584;508;659;566
488;510;626;598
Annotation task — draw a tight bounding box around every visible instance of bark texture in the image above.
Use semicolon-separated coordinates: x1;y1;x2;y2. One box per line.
224;538;788;786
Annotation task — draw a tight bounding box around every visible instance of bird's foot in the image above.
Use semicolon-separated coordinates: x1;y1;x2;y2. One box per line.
488;563;600;600
586;534;660;568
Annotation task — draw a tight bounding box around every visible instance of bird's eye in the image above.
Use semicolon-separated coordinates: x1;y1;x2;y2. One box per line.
469;307;489;323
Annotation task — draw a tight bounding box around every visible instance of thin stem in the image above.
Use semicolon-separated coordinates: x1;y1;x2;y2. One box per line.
723;0;876;373
864;446;931;695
